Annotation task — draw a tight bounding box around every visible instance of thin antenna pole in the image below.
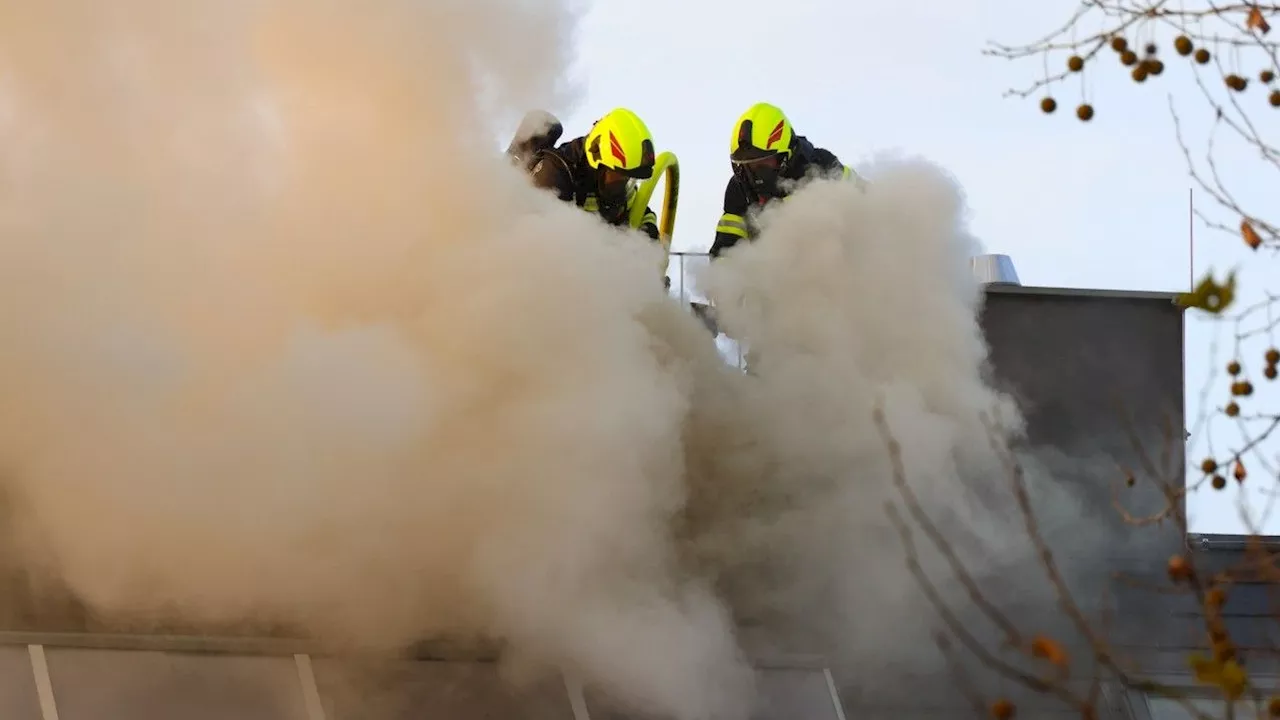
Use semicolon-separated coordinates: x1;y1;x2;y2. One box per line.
1184;187;1192;455
1188;187;1195;290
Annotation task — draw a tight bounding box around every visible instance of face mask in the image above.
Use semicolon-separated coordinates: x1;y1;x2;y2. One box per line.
735;154;785;197
597;169;630;222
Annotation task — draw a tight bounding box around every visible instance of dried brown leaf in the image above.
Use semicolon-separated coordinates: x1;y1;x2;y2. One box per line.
1243;220;1263;249
1247;6;1271;34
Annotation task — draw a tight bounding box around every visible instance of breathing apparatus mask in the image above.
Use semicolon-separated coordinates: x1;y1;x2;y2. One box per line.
733;152;788;199
596;167;632;224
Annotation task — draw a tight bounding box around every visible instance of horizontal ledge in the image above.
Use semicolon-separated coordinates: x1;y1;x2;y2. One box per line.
983;285;1185;302
0;631;322;657
1187;533;1280;552
0;631;831;668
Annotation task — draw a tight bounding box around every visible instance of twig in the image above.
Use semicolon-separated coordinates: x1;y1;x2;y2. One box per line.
885;502;1087;707
934;632;990;717
872;404;1026;648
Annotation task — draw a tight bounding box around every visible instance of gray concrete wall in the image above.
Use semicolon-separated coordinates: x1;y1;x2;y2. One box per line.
839;285;1194;719
989;286;1189;719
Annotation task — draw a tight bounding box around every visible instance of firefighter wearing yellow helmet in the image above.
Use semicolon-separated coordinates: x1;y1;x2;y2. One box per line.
710;102;857;258
528;107;662;243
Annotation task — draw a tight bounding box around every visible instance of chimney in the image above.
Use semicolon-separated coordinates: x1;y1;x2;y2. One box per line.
971;253;1021;286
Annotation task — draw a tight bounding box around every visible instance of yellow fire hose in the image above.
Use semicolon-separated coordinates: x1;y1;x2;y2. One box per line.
628;151;679;278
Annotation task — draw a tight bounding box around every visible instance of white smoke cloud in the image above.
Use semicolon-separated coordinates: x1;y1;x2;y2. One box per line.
0;2;1111;719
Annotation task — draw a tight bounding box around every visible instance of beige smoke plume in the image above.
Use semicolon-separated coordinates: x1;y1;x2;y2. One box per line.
0;0;1086;718
0;1;754;718
689;160;1143;704
690;160;1033;667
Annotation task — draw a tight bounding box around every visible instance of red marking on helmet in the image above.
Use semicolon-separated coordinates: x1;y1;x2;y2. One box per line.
609;131;627;165
766;120;785;148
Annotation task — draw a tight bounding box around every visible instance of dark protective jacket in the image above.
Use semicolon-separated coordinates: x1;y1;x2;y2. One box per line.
709;136;853;257
529;137;661;241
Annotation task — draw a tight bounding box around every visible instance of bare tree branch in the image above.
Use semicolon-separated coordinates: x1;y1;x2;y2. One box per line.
986;0;1280;252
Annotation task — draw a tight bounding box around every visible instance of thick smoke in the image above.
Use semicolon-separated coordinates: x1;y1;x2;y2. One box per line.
0;1;750;718
0;1;1117;719
690;160;1031;661
690;161;1168;710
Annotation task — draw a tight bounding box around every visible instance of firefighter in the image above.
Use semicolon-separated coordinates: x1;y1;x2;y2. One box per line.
709;102;858;258
527;107;663;245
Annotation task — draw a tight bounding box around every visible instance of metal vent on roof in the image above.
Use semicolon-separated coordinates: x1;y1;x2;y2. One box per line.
971;253;1021;286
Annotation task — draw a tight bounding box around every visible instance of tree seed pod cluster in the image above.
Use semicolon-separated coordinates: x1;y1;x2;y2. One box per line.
1261;67;1280;106
1226;74;1248;91
1265;347;1279;379
1110;35;1137;66
1174;35;1194;56
1038;97;1094;121
1231;380;1254;396
1067;54;1084;72
1195;48;1212;64
1110;36;1171;81
1226;360;1249;408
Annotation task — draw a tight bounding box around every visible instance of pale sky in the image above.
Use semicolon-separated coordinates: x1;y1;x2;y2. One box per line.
549;0;1280;536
